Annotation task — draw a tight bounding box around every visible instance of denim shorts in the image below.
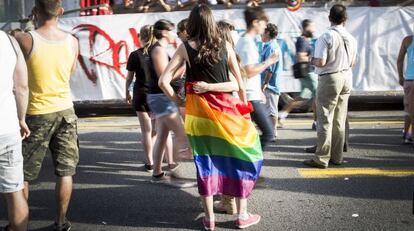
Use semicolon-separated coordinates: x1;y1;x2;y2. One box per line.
147;93;179;119
0;133;24;193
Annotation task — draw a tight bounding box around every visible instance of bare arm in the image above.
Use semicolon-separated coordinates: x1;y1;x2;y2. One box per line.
71;36;79;75
296;52;310;63
262;70;273;91
193;74;239;94
243;52;278;78
397;36;411;86
125;71;134;104
14;32;33;59
311;58;325;67
159;44;187;103
11;36;30;139
227;42;247;103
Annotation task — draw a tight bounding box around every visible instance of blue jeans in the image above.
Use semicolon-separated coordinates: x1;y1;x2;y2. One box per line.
250;100;275;148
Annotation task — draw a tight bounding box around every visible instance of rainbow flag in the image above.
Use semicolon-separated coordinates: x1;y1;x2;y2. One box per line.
185;83;263;198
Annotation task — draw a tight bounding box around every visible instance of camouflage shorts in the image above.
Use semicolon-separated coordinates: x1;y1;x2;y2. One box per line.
23;108;79;181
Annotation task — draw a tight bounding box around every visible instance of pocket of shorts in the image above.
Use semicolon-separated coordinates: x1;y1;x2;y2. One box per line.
0;140;22;166
63;114;78;125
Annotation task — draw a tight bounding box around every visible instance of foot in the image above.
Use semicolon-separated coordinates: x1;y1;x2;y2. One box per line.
403;134;412;144
343;143;349;152
312;121;317;130
144;163;153;173
236;213;261;229
168;163;181;172
168;163;184;179
203;217;215;231
151;172;171;183
329;160;342;166
303;159;328;169
54;219;72;231
304;145;317;153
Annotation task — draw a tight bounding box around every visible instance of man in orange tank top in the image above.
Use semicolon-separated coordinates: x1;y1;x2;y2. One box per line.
15;1;79;230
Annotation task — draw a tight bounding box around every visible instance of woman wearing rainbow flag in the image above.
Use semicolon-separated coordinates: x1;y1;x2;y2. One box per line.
159;4;263;230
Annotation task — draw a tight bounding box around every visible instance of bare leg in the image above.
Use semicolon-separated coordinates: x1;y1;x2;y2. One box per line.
164;133;174;166
164;112;188;161
4;190;29;231
23;182;29;201
271;116;278;133
137;112;153;165
236;198;248;215
200;196;215;221
55;176;73;224
283;99;305;115
152;119;170;175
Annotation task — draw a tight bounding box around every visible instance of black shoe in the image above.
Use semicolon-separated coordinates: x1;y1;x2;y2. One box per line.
343;144;348;152
305;145;317;153
329;160;343;166
54;220;72;231
303;159;328;169
311;121;317;130
144;164;153;173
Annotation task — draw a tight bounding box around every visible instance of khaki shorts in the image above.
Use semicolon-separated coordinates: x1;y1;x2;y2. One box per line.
265;89;280;117
0;133;24;193
23;108;79;181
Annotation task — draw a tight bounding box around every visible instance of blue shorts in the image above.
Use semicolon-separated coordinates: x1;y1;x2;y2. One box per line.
147;93;179;119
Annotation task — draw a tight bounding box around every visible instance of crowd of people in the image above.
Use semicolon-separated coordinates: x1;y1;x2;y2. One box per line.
123;0;279;12
10;0;410;230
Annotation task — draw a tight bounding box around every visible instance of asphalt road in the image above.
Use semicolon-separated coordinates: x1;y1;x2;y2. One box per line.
1;111;414;231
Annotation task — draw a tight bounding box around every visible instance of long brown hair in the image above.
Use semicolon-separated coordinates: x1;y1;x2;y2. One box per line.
187;4;225;66
217;20;235;48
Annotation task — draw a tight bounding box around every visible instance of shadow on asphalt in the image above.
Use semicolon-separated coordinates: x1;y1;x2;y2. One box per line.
1;126;413;229
0;131;203;230
258;127;414;202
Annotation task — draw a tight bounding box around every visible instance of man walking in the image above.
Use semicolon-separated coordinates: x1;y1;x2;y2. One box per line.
0;30;30;231
16;0;79;230
261;23;282;136
236;6;279;148
304;4;356;168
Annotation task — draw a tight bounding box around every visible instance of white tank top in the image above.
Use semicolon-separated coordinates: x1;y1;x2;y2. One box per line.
0;30;19;137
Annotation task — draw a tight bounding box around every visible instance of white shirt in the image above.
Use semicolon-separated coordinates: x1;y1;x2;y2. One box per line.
314;25;357;75
235;35;262;101
0;30;19;137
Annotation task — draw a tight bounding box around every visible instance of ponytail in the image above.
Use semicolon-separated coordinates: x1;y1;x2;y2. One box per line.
143;26;157;55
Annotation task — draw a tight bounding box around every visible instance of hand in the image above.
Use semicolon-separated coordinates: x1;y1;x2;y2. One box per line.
237;89;248;104
126;92;132;105
266;51;279;66
19;120;30;139
262;83;268;92
173;94;185;107
399;78;404;87
193;81;210;94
